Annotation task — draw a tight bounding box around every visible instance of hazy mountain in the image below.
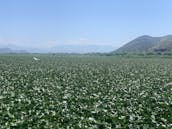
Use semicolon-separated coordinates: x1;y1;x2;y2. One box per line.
0;48;13;53
50;45;114;53
0;44;27;53
0;47;28;53
115;35;172;53
152;35;172;51
0;43;115;53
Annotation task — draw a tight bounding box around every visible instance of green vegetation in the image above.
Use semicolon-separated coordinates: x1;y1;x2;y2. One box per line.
0;54;172;128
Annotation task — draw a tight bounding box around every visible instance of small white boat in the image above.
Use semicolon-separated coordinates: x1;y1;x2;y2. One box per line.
33;57;40;61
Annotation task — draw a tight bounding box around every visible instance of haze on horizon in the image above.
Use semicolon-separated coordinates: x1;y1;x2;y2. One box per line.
0;0;172;53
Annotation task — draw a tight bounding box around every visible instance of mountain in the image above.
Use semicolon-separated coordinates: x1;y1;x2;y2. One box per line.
152;35;172;51
115;35;172;53
0;48;13;53
50;45;114;53
0;47;28;53
0;44;28;53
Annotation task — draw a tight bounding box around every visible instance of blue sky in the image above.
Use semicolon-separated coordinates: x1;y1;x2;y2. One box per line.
0;0;172;52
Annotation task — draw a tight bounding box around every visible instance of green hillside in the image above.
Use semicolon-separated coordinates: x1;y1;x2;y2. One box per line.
115;35;172;53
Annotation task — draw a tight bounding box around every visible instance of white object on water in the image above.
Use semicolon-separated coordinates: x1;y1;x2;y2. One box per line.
164;82;172;87
33;57;40;61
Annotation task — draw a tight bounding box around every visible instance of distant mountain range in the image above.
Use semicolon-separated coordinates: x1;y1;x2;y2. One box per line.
115;35;172;53
1;35;172;54
50;45;114;53
0;45;114;53
0;47;27;53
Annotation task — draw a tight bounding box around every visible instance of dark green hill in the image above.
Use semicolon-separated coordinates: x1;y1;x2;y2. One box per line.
115;35;172;53
152;35;172;52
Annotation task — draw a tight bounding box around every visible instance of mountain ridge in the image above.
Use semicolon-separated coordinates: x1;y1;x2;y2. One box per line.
0;47;28;53
115;35;172;53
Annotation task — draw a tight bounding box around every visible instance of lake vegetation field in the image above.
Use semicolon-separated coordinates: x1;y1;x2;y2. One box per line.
0;54;171;128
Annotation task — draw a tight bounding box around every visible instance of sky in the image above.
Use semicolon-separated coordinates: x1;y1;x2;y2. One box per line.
0;0;172;52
